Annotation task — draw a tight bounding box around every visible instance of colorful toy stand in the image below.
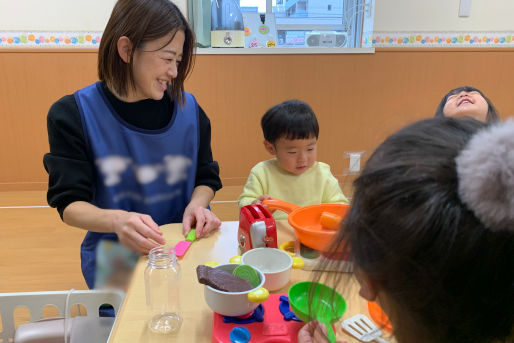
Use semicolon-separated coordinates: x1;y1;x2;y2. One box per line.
212;294;304;343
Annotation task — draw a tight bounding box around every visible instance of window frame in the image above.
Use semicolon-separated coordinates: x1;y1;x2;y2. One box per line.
272;0;363;48
270;0;346;30
188;0;373;52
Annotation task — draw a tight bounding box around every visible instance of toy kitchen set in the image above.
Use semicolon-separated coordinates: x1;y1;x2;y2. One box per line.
203;202;352;343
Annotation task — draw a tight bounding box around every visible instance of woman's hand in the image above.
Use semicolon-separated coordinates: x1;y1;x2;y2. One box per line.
111;211;166;254
62;201;165;255
298;321;347;343
182;185;220;238
182;205;221;238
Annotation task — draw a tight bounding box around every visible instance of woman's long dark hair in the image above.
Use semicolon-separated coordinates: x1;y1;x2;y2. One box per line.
318;118;513;343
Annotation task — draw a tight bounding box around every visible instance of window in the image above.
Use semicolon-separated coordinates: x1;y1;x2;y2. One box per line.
189;0;372;49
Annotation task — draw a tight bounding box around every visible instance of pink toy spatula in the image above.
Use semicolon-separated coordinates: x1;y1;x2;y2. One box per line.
173;229;196;258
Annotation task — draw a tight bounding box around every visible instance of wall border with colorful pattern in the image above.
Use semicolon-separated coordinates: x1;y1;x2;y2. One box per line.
364;31;514;47
2;31;514;49
0;32;102;48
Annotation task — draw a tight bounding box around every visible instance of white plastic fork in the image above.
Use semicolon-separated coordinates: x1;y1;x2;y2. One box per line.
341;314;389;343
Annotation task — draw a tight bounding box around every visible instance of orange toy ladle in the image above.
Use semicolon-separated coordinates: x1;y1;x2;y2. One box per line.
262;199;349;251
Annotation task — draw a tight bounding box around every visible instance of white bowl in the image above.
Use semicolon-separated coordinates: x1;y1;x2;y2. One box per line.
203;263;267;317
242;248;293;291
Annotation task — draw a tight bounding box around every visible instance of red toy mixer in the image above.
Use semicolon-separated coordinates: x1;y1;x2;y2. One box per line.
238;204;277;252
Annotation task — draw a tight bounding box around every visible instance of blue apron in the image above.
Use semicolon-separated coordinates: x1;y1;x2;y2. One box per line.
74;82;199;288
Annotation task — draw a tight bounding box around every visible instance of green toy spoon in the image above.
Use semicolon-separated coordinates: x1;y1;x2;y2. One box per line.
288;281;346;343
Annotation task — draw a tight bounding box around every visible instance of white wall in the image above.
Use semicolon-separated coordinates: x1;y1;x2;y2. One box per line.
374;0;514;32
1;0;513;32
0;0;187;31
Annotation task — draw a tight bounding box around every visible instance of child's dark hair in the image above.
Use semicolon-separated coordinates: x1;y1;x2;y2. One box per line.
434;86;500;122
261;100;319;143
319;118;514;343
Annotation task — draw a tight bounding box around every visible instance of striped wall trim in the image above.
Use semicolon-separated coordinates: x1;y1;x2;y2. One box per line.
3;31;514;49
0;31;103;48
364;31;514;47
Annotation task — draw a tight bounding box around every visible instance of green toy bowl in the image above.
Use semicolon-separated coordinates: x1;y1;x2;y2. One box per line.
288;281;346;343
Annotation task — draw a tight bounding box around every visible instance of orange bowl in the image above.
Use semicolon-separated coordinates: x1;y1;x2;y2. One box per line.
288;204;348;251
263;199;349;251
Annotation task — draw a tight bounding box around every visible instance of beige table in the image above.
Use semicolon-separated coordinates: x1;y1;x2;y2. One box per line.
108;221;371;343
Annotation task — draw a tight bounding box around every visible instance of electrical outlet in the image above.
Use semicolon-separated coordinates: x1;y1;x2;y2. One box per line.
343;151;365;175
349;153;361;172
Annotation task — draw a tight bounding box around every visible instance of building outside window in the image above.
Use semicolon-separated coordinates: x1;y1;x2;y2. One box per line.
189;0;374;49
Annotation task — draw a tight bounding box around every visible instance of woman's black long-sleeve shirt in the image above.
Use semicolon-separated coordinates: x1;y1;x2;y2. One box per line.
43;82;222;219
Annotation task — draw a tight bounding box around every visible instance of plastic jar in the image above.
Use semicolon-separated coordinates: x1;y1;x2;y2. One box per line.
144;245;182;334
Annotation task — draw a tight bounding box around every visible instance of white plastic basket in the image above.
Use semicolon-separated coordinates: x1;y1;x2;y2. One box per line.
0;289;124;343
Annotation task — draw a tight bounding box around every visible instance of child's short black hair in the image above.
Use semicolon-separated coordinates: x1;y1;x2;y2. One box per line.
261;100;319;144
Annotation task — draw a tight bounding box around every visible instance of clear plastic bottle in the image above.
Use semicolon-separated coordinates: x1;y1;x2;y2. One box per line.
144;246;182;334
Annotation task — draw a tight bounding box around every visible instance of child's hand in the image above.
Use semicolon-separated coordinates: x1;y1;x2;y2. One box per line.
252;195;276;213
298;321;347;343
252;194;271;205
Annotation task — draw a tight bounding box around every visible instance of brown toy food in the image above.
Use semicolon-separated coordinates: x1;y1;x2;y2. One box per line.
196;265;253;292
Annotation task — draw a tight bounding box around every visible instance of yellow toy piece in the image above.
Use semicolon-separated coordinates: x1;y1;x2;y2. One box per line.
292;256;305;269
229;255;242;264
279;241;295;256
204;261;220;267
247;287;269;303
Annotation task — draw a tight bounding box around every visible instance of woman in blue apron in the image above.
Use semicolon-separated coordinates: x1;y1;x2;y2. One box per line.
44;0;222;290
